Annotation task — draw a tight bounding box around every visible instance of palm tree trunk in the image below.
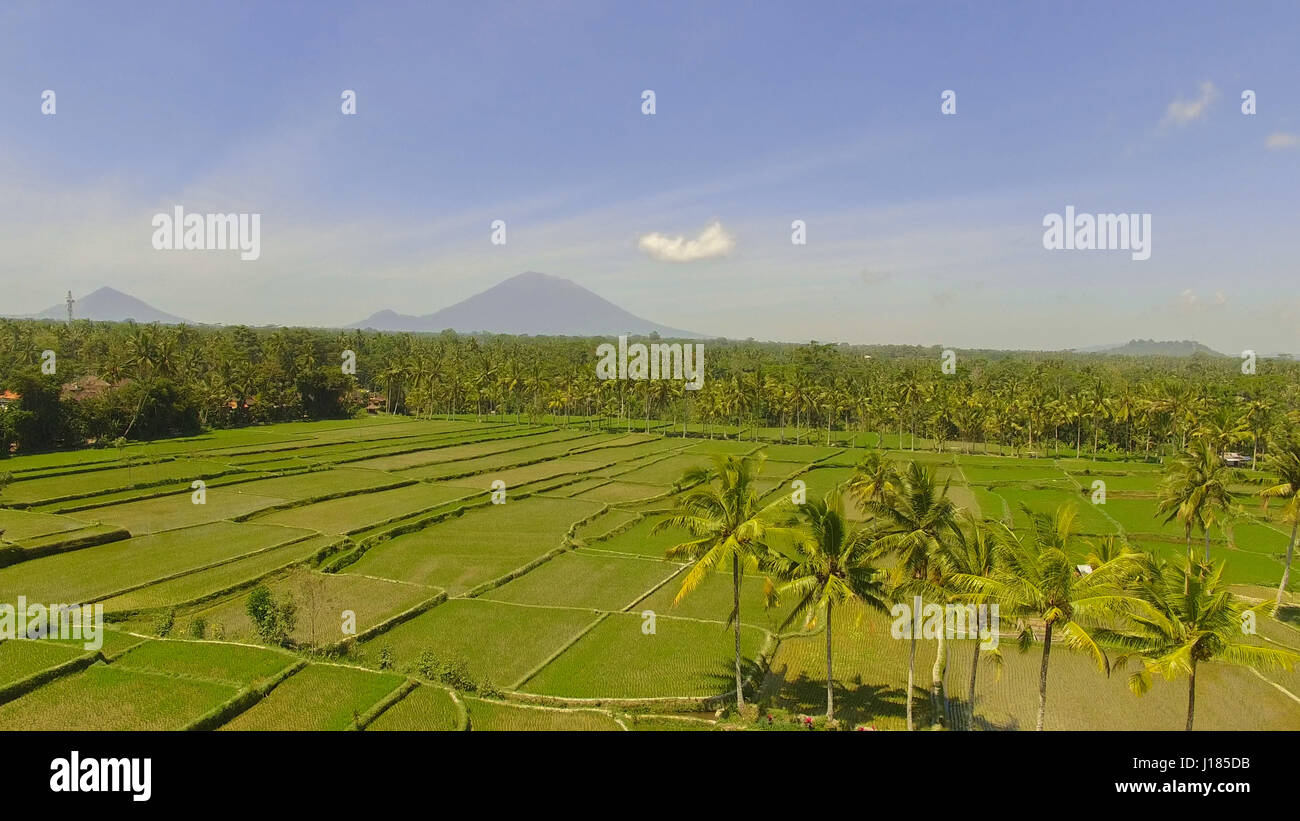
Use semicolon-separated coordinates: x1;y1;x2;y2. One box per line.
825;599;834;720
967;640;980;731
1276;520;1297;610
1185;659;1197;731
1036;621;1053;731
931;627;947;730
732;554;745;710
906;630;916;731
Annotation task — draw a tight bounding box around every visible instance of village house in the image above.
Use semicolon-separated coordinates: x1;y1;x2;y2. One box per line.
60;376;113;402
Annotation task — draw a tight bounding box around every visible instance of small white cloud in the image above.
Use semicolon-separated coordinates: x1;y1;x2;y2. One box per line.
1266;132;1300;149
637;221;735;262
1178;289;1228;311
1162;81;1217;126
859;268;893;285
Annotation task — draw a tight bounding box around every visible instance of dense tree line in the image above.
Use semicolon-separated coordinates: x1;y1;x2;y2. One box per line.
1;317;1297;461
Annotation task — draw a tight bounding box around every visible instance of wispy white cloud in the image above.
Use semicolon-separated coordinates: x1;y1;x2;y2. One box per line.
1266;132;1300;149
1162;81;1217;127
636;221;736;262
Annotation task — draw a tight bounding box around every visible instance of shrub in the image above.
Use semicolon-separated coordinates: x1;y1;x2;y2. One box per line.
155;609;176;637
413;651;477;692
188;617;207;640
246;585;298;646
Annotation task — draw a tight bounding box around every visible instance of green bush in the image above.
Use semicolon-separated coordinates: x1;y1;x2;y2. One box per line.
413;651;477;692
155;609;175;637
246;584;298;646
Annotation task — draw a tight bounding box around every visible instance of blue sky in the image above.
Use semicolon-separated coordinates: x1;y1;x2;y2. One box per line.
1;0;1298;352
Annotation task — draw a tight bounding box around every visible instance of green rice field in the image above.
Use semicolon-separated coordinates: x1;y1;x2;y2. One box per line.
1;415;1295;730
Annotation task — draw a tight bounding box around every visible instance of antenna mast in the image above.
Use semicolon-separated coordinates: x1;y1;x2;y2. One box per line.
66;291;74;322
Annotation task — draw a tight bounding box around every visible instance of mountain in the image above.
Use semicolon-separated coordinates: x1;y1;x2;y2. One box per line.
350;271;705;338
1076;339;1226;357
16;287;191;324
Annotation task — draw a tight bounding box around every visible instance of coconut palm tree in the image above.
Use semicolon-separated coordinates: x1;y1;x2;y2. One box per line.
1096;555;1297;730
953;505;1138;730
939;511;1002;730
845;449;899;509
863;461;962;730
1157;443;1239;572
1259;440;1300;610
761;490;888;720
652;453;778;710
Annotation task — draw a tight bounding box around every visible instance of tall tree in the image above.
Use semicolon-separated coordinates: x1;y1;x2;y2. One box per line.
1097;555;1297;730
954;505;1138;730
1259;441;1300;610
653;454;778;710
863;461;961;730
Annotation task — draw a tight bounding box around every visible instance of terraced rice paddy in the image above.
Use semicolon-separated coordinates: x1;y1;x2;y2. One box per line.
1;416;1295;730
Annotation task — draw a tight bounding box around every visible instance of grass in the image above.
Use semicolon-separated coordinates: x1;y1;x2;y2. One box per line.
344;496;602;594
0;639;85;687
98;534;339;614
219;468;398;501
0;664;236;730
255;483;471;534
633;567;800;632
218;664;404;731
111;640;295;687
358;598;599;686
574;481;666;504
465;698;622;731
365;685;462;730
0;521;317;604
582;514;685;558
482;550;680;611
442;457;605;490
0;508;91;541
400;434;606;481
86;488;289;535
521;611;768;699
2;459;234;504
6;416;1296;730
347;428;574;471
189;569;436;645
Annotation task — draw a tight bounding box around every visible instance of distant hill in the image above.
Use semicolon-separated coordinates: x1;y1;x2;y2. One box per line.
14;287;191;324
1077;339;1226;357
350;271;704;338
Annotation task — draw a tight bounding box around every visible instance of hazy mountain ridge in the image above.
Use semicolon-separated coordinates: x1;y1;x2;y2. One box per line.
349;271;705;338
1077;339;1227;357
4;284;1281;358
8;286;191;324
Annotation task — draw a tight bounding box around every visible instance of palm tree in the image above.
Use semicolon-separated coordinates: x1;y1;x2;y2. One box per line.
762;491;888;720
863;461;962;730
1259;441;1300;610
954;505;1138;730
939;511;1002;730
845;449;899;509
1157;443;1239;573
1097;555;1297;730
652;454;778;710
